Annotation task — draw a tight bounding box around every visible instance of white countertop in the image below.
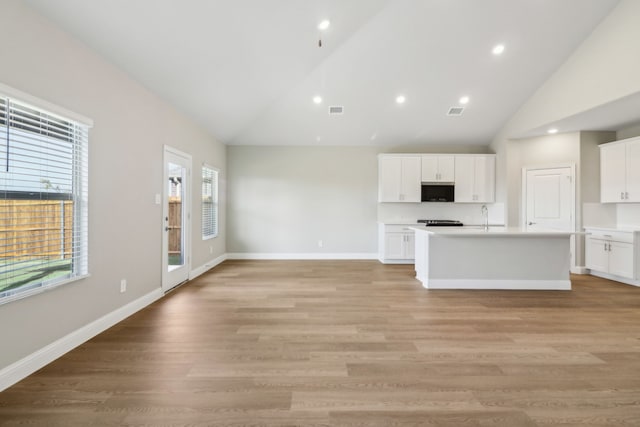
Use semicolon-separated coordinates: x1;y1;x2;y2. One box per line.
410;226;581;237
584;226;640;233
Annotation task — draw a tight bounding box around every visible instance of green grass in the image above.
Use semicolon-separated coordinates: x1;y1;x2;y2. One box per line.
0;258;72;293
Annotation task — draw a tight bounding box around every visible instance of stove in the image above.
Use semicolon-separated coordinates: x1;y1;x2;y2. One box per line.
417;219;464;227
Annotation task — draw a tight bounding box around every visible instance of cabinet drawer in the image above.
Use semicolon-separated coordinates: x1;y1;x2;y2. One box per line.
585;229;634;243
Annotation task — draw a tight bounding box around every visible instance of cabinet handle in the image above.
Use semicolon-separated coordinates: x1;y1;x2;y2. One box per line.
621;192;625;200
626;192;629;199
604;242;608;251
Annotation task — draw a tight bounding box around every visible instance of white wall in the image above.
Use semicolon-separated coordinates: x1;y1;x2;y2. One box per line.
227;144;493;256
227;146;378;256
0;1;226;372
507;132;581;227
490;0;640;224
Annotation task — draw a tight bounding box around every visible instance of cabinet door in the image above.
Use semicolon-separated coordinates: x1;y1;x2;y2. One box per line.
421;156;439;181
384;233;406;259
625;139;640;202
438;156;455;182
454;156;475;202
585;237;608;273
609;241;634;278
600;143;626;203
379;157;402;202
404;233;415;259
474;156;495;203
400;157;421;202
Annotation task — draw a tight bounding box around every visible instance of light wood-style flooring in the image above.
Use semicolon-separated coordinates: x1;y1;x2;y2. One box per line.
1;260;640;426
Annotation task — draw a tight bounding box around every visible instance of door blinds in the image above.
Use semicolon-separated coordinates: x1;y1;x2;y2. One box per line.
202;165;218;239
0;96;89;302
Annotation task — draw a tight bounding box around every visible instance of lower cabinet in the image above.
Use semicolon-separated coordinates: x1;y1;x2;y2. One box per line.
585;228;638;285
379;224;415;264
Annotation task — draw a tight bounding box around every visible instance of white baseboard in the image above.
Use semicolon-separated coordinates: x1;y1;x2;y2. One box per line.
571;266;589;275
0;288;163;392
588;270;640;287
421;278;572;290
226;252;378;260
189;253;228;279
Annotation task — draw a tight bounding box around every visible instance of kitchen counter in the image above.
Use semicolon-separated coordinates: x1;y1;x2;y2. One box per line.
412;226;576;237
411;226;580;290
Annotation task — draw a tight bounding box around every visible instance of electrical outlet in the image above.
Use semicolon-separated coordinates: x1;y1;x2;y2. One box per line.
120;279;127;293
318;240;323;248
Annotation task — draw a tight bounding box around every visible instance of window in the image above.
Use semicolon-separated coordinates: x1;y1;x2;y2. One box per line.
0;90;90;304
202;165;218;239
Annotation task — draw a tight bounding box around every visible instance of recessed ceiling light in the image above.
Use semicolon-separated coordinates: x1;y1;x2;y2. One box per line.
459;96;470;105
313;96;322;104
396;95;406;104
492;44;505;55
548;128;558;134
318;20;330;31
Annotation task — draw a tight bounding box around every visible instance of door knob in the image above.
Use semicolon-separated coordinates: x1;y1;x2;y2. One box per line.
528;222;536;225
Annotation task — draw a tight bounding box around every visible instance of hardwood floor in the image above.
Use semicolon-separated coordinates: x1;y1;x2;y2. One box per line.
1;260;640;426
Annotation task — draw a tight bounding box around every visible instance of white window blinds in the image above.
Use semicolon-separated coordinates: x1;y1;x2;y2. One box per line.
202;165;218;239
0;95;89;303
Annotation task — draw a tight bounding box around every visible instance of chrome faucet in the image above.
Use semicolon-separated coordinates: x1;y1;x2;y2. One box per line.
481;204;489;231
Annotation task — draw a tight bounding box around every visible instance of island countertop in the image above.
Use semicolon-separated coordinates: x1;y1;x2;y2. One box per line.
410;226;582;237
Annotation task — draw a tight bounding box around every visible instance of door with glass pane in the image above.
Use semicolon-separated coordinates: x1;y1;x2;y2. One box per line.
162;146;191;292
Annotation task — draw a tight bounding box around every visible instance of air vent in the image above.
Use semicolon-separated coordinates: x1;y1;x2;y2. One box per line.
447;106;465;116
328;105;344;115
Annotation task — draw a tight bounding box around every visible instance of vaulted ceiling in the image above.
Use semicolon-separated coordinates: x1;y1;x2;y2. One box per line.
25;0;620;146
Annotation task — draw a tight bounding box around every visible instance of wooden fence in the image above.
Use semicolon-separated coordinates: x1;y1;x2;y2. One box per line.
168;198;182;256
0;198;183;261
0;200;73;260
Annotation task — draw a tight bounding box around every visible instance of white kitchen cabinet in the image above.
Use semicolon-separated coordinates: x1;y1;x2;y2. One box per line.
421;155;454;182
600;136;640;203
378;224;415;263
454;155;495;203
585;228;638;285
378;155;421;202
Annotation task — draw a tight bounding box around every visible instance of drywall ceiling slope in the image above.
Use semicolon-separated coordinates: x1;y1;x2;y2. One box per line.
25;0;619;146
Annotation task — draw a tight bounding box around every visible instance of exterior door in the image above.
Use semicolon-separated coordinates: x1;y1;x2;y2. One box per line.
525;167;573;232
162;146;191;292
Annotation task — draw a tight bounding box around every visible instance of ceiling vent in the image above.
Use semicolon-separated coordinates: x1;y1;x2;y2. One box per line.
328;105;344;115
447;106;465;116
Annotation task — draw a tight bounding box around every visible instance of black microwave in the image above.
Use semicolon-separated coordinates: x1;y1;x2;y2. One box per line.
421;183;455;202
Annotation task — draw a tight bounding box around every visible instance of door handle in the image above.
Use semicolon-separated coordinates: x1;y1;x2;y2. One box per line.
528;222;536;225
165;226;170;232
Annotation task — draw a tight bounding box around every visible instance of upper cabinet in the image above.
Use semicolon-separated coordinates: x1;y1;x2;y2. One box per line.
600;137;640;203
454;155;496;203
421;155;454;182
378;155;421;202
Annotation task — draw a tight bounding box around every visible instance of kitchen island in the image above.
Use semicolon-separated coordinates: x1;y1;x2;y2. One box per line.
411;226;578;290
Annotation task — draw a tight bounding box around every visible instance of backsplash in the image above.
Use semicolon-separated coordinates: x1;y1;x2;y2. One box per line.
617;204;640;227
378;202;505;225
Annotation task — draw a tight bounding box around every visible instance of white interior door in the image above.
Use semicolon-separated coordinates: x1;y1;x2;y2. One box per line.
524;165;576;270
162;146;191;292
525;167;574;231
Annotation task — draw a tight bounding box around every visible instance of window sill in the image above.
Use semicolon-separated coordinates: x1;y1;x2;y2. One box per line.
0;274;91;306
